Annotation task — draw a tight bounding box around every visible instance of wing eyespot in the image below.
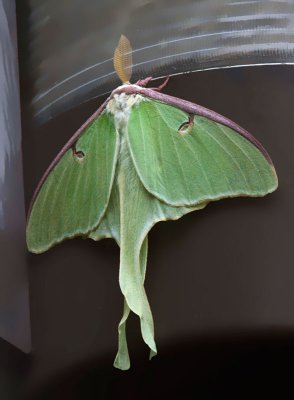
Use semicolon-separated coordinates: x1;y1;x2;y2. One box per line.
73;149;85;162
178;115;194;135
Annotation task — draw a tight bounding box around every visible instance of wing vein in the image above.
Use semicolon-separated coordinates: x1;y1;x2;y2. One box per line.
219;124;263;186
201;124;251;190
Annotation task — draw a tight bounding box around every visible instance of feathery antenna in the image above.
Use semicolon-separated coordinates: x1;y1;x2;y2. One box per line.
113;35;133;84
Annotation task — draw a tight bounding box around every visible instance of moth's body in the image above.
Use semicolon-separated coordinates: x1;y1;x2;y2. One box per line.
106;91;143;130
26;35;278;370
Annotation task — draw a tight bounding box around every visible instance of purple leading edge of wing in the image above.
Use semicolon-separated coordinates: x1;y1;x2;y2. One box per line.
28;81;274;218
113;85;274;166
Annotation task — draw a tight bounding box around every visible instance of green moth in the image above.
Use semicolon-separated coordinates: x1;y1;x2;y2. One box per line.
26;35;278;370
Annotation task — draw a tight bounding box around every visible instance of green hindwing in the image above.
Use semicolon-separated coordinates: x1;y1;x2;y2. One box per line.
90;129;205;370
127;99;278;207
26;111;118;253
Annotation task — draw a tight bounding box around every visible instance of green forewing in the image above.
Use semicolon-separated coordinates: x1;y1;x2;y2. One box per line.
27;112;118;253
127;99;277;206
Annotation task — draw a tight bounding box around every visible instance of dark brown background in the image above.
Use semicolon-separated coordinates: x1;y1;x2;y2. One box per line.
12;65;292;399
0;2;290;400
0;1;287;399
5;7;294;394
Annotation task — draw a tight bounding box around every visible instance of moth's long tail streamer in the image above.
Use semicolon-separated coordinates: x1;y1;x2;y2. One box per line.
113;131;157;370
114;237;152;370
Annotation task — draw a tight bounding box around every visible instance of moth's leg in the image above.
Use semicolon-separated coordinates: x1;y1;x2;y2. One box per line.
135;76;169;91
150;76;170;92
135;76;153;87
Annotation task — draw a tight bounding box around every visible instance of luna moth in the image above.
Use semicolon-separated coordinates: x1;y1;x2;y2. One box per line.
26;35;278;370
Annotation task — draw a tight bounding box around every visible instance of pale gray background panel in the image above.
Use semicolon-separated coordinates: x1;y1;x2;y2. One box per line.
0;0;31;353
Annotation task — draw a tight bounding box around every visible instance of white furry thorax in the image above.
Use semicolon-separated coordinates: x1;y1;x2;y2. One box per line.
106;92;144;130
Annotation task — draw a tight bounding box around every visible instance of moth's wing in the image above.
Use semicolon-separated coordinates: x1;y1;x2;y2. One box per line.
127;99;278;206
26;111;118;253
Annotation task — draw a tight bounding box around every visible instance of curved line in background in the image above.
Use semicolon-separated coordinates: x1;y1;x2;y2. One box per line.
28;0;294;123
33;27;287;104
